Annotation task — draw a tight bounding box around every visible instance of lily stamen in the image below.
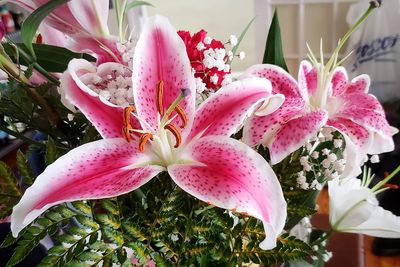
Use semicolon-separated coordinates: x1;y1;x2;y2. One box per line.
164;123;182;148
123;106;136;142
174;104;188;128
157;80;164;116
139;133;154;152
384;183;399;190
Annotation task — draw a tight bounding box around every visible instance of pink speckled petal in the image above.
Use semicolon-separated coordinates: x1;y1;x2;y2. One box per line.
336;108;395;154
298;60;317;98
38;23;70;47
31;0;83;35
168;136;287;250
11;138;163;237
188;77;283;140
327;118;372;153
270;110;328;164
242;64;303;99
343;75;370;95
329;66;348;96
68;0;110;36
242;96;305;147
61;59;139;138
70;35;121;64
132;16;196;135
335;92;385;115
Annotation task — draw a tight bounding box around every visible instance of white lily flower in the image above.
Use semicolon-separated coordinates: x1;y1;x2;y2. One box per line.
328;166;400;237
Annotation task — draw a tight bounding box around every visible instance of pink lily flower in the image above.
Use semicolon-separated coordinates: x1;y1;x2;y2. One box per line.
9;0;122;64
242;60;397;176
11;16;287;250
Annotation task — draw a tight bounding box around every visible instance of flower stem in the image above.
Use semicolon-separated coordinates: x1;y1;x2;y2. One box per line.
371;164;400;192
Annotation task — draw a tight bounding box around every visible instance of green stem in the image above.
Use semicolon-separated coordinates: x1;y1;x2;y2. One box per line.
371;164;400;192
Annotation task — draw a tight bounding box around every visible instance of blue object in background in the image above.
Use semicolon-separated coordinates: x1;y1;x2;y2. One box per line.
28;131;47;177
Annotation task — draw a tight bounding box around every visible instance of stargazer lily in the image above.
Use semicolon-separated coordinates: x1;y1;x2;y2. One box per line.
7;0;121;64
11;16;287;250
329;166;400;237
241;60;396;177
242;3;397;177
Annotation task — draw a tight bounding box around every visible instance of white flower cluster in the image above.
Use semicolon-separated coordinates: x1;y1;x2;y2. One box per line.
202;47;229;72
296;128;347;190
116;39;136;69
83;63;133;107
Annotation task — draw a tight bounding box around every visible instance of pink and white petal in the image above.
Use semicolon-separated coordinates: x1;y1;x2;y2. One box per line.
32;0;83;34
11;138;164;237
132;15;196;135
298;60;317;98
242;96;305;147
187;77;283;140
242;64;303;99
329;66;348;97
334;93;385;115
270;110;328;164
337;108;394;153
343;74;370;95
69;35;121;65
61;59;139;138
68;0;110;36
168;136;287;250
38;23;70;47
327;118;372;153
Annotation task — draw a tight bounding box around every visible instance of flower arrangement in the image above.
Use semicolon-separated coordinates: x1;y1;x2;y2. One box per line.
0;0;399;266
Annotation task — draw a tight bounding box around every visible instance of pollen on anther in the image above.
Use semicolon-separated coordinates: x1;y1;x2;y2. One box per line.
139;133;154;152
164;123;182;148
174;104;188;128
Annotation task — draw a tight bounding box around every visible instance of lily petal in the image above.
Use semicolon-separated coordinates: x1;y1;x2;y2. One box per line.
38;23;70;47
168;136;287;250
242;96;305;147
328;178;400;237
68;0;110;36
11;138;164;237
269;110;328;164
327;118;372;153
61;59;139;138
329;66;348;96
132;16;196;135
298;60;318;98
242;64;303;99
345;205;400;238
188;77;283;140
343;74;370;95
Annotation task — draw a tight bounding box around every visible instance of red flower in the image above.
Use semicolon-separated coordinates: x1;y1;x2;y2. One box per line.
177;29;230;90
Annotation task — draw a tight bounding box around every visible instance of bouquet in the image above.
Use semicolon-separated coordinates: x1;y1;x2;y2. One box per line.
0;0;399;266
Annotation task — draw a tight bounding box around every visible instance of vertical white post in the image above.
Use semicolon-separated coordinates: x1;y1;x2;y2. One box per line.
298;0;305;64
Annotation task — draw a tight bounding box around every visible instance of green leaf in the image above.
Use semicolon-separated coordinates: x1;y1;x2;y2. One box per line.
0;161;21;197
125;0;153;11
21;0;70;59
0;232;18;248
96;213;121;229
127;242;149;264
227;17;255;65
78;251;103;262
16;150;34;186
122;222;148;242
103;227;124;246
45;137;57;165
71;201;92;215
75;215;100;231
262;9;288;71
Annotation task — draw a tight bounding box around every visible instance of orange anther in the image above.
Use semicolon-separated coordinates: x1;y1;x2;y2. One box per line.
164;123;182;148
139;133;154;152
123;106;135;142
157;80;164;116
384;183;399;190
174;104;188;128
